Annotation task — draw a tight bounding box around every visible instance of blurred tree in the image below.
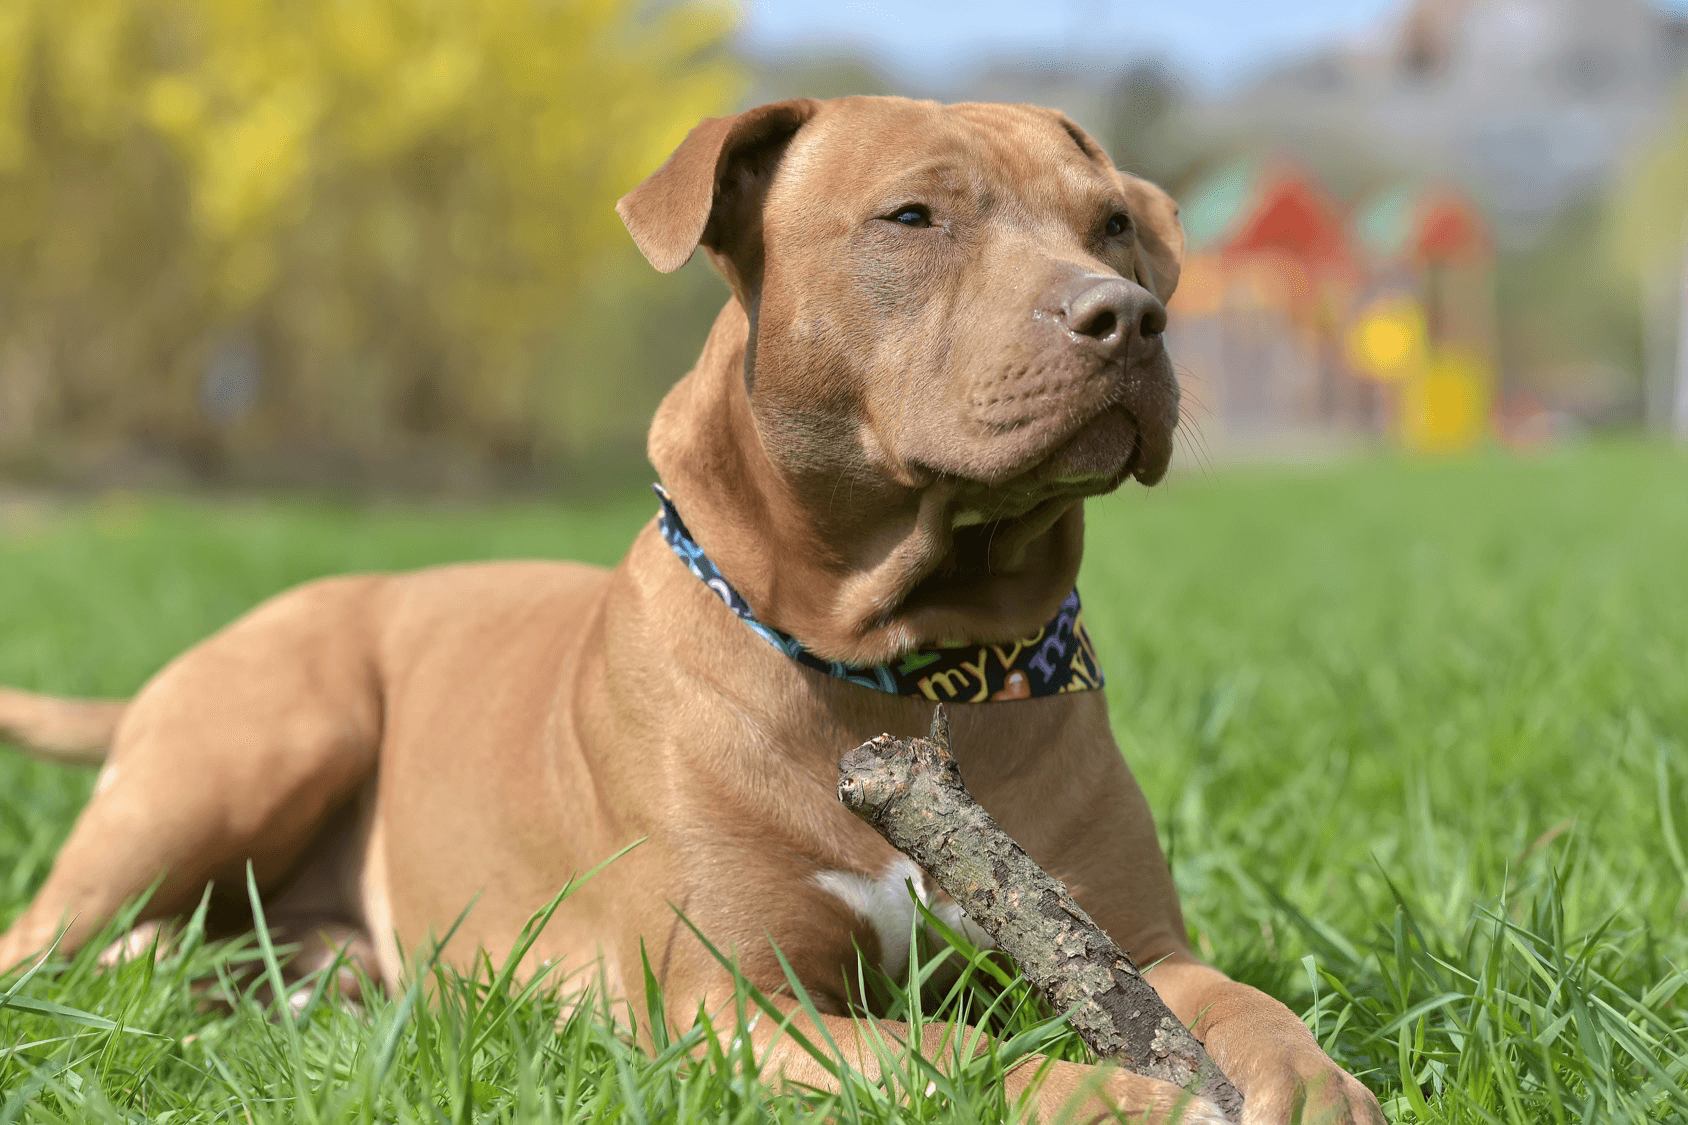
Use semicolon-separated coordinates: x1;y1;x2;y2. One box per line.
1489;195;1645;427
1608;83;1688;433
1103;62;1199;189
1106;65;1175;161
0;0;741;485
749;55;893;103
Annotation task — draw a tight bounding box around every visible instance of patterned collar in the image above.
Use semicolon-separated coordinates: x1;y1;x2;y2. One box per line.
653;485;1104;701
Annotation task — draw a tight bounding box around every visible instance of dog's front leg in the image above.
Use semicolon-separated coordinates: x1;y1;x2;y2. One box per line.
1145;958;1384;1125
715;996;1231;1124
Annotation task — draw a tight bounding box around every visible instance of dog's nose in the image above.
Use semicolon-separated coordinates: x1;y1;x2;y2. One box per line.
1060;278;1166;359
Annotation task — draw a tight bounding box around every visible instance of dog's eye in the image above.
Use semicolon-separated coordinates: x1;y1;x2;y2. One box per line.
1105;212;1132;238
886;204;931;228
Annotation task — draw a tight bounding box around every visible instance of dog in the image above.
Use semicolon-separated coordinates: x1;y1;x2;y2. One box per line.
0;97;1382;1124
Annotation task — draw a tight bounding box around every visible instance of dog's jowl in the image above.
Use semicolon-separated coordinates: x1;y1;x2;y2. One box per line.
0;97;1382;1124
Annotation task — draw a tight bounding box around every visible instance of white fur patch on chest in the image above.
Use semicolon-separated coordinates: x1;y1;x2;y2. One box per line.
812;856;995;979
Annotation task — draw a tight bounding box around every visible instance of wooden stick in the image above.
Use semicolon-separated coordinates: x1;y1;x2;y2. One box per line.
836;704;1244;1122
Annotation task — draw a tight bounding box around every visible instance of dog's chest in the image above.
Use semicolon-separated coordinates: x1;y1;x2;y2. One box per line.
811;856;995;979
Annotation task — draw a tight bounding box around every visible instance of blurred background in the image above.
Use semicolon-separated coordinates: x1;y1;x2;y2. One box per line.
1;0;1686;495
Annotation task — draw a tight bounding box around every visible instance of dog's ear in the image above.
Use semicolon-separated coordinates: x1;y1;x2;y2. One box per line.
1119;174;1184;304
617;99;820;275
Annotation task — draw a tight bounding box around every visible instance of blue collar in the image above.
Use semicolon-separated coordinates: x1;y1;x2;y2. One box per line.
653;485;1104;701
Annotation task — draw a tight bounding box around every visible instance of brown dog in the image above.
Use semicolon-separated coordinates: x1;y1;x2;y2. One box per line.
0;97;1381;1124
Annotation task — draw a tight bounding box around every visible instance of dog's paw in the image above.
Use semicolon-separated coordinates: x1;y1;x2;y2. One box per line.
1238;1062;1384;1125
96;919;178;969
1013;1059;1231;1125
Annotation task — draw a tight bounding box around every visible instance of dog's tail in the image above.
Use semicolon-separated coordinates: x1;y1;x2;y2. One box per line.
0;687;126;765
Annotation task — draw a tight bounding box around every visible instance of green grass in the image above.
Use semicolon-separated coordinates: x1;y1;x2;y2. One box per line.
2;443;1686;1122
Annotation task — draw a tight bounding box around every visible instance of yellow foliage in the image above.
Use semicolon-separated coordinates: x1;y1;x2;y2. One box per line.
0;0;742;474
1609;82;1688;285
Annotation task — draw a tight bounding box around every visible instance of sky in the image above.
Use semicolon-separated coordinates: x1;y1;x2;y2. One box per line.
735;0;1406;89
734;0;1688;91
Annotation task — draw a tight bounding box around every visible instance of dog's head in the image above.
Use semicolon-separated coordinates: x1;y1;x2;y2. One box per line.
621;97;1182;665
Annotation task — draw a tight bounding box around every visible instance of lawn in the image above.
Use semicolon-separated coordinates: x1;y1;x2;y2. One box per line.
1;443;1685;1122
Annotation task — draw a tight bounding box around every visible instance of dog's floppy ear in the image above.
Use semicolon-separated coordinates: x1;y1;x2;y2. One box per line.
617;99;820;274
1119;173;1184;304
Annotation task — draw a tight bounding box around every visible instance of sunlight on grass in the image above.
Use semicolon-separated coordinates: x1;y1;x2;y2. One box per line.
2;443;1686;1122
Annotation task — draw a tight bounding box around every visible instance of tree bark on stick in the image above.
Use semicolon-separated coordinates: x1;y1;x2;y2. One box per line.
836;705;1244;1123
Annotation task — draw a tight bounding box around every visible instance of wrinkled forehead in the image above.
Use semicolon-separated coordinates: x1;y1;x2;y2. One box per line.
776;98;1119;219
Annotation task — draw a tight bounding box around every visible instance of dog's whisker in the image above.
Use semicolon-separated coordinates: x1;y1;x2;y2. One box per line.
1176;414;1218;478
1172;424;1215;480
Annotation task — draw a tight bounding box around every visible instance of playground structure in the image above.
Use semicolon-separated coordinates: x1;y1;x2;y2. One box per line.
1169;159;1496;455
